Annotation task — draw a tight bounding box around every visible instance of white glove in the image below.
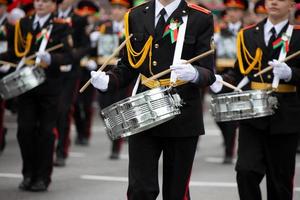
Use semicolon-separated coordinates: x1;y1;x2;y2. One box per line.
86;60;98;71
170;60;198;82
269;59;292;82
36;51;51;66
90;71;109;92
90;31;100;47
210;74;223;93
0;64;11;73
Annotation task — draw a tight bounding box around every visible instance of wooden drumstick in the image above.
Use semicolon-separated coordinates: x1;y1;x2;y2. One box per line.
79;34;133;93
142;48;215;85
254;50;300;77
0;60;17;67
219;79;243;92
26;43;64;61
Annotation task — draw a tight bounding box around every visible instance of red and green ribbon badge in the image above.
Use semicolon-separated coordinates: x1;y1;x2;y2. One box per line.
272;33;289;53
163;19;182;44
36;29;49;43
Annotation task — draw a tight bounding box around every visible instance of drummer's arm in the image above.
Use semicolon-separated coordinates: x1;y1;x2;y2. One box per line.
107;50;139;92
284;59;300;86
49;24;73;68
191;14;215;87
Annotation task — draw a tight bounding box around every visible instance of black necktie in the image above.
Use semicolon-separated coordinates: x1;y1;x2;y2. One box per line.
268;27;276;50
155;8;166;38
34;22;41;33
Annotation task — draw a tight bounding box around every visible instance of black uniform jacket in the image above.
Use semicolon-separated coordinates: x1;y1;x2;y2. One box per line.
106;0;216;137
222;19;300;134
1;14;73;95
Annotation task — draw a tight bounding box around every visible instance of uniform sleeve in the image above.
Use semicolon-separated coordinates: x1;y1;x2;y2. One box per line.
49;23;73;67
192;13;216;87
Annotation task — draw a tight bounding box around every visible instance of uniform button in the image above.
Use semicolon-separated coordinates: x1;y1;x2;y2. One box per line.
154;43;159;48
152;61;157;66
267;74;272;79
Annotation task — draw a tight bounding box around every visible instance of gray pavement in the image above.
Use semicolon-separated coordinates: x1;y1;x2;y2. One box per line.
0;101;299;200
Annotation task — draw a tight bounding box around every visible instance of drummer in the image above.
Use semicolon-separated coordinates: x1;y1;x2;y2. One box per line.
213;0;248;164
210;0;300;198
2;0;73;191
0;0;11;154
89;0;134;160
90;0;215;198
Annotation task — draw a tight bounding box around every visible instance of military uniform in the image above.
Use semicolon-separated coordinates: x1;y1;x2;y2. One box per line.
5;13;73;190
0;12;8;153
220;19;300;199
102;0;215;199
71;0;99;146
54;6;90;166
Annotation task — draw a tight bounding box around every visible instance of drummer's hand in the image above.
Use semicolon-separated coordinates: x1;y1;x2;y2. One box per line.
210;74;223;93
0;64;11;73
36;51;51;66
90;71;109;92
86;60;98;71
170;60;198;82
90;31;100;48
269;59;292;81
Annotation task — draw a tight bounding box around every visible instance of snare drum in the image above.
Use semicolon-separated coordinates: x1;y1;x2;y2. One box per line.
210;90;278;122
101;87;182;140
0;66;45;100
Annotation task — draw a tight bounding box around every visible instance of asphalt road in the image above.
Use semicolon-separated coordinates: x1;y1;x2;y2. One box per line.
0;100;299;200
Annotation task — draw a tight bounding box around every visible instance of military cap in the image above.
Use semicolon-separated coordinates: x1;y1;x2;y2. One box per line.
254;0;267;14
75;0;99;16
223;0;248;10
110;0;133;8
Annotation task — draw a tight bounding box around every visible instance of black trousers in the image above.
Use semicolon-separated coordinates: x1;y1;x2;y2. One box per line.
17;91;59;183
73;71;96;140
235;123;298;200
127;131;199;200
56;77;78;158
216;121;237;157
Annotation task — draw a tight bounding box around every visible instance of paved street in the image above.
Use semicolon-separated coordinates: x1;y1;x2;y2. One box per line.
0;99;300;200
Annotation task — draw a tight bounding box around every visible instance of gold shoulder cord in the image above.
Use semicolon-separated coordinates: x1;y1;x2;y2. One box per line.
14;20;33;58
124;11;153;70
236;29;263;76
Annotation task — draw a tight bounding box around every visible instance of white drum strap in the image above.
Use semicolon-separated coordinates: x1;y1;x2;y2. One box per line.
131;73;141;96
170;16;188;83
35;25;53;65
172;16;188;64
272;24;293;88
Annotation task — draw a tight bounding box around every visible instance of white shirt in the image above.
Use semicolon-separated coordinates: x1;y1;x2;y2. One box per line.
155;0;181;27
33;13;51;29
58;6;72;18
264;18;289;46
228;21;242;35
113;20;124;33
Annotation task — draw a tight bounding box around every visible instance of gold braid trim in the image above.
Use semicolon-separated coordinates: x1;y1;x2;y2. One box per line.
14;20;32;58
237;29;262;75
124;11;153;69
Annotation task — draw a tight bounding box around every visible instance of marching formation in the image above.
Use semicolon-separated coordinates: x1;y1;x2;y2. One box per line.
0;0;299;199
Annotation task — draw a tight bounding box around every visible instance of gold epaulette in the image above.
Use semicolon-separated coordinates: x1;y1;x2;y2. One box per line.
294;25;300;30
242;23;256;31
188;3;211;14
53;17;72;26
